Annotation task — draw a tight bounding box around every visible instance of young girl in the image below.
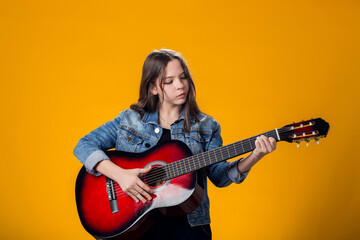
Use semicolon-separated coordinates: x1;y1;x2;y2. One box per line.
74;49;276;239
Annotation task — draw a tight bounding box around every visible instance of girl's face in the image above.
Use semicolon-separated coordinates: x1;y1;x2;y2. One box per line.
151;59;189;109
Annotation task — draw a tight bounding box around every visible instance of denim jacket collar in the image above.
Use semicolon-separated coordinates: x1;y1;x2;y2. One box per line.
142;110;159;125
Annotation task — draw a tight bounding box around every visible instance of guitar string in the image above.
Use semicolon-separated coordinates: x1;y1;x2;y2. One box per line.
113;142;253;193
130;130;284;184
112;145;271;197
114;127;293;185
108;128;299;198
146;125;311;184
112;132;282;196
112;136;276;196
113;127;301;187
113;129;292;191
113;131;316;198
112;127;312;196
114;128;301;191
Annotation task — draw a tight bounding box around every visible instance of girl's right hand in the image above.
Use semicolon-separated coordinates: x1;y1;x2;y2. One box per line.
114;167;154;204
95;160;153;204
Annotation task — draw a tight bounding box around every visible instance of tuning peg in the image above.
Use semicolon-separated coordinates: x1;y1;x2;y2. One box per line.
315;137;320;144
306;140;310;147
296;140;300;148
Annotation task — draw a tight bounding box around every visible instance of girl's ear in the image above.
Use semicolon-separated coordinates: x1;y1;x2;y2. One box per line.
150;83;159;95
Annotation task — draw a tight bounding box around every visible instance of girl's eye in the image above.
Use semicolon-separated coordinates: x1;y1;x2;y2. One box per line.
164;80;173;84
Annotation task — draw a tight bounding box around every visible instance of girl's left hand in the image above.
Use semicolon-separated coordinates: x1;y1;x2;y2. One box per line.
252;135;277;159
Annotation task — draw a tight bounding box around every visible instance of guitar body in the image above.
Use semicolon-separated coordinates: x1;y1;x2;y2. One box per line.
75;141;204;239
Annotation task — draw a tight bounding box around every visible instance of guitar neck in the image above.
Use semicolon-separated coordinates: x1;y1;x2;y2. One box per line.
164;129;280;180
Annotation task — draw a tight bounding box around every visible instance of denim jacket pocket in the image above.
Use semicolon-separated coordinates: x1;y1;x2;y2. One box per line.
189;129;212;143
186;128;213;155
117;125;145;152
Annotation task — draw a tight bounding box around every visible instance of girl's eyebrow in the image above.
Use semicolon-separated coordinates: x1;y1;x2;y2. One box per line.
163;71;185;80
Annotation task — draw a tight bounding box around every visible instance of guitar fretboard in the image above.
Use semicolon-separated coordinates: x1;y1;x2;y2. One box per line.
163;129;280;180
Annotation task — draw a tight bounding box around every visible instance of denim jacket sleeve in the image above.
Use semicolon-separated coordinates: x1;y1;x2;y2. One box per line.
205;120;250;187
73;116;120;176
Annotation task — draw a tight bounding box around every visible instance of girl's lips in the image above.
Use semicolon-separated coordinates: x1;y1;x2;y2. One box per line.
177;93;185;98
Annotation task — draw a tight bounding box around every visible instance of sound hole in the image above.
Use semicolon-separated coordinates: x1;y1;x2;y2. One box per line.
144;166;166;187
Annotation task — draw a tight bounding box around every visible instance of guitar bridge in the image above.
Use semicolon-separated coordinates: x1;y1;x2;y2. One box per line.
106;177;119;214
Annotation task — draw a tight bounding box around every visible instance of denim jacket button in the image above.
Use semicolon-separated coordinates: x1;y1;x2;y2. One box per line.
145;143;151;148
154;128;160;134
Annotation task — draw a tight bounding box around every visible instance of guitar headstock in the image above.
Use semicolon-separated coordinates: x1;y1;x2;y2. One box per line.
278;118;330;147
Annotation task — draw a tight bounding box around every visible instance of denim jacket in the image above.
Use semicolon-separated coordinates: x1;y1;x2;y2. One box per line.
73;109;249;226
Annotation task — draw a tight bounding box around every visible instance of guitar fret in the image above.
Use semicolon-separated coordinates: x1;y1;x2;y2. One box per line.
195;155;198;170
176;161;179;177
181;160;185;176
170;164;174;179
191;156;195;170
165;129;281;180
220;148;224;162
243;141;249;153
192;156;194;171
187;157;191;172
203;152;207;167
165;165;169;179
165;166;168;179
180;161;184;176
213;150;218;163
171;165;175;179
172;163;176;178
201;153;205;169
233;143;237;156
226;145;230;159
166;165;171;179
171;165;174;179
178;161;182;176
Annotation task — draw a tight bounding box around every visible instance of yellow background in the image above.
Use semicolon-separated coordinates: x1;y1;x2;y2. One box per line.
1;0;359;239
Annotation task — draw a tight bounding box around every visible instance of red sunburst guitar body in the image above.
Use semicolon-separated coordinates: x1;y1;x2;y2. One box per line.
75;141;203;239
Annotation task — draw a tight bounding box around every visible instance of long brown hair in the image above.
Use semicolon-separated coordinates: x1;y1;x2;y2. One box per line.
130;49;201;132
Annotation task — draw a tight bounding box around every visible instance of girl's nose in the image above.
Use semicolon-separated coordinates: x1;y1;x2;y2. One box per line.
174;78;184;89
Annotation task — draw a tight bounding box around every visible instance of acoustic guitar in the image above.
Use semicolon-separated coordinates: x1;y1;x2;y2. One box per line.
75;118;330;239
